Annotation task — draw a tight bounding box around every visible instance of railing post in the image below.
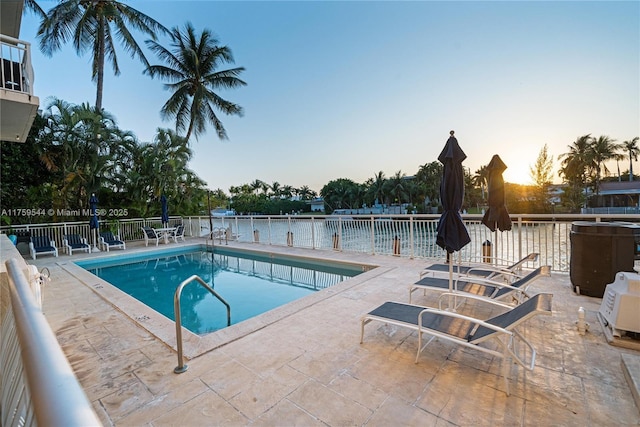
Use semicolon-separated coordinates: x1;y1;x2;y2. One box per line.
370;216;375;255
409;215;415;259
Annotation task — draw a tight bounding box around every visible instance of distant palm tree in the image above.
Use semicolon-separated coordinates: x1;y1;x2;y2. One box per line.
145;22;246;143
37;0;168;110
622;137;640;181
589;135;621;197
369;171;386;205
473;165;489;201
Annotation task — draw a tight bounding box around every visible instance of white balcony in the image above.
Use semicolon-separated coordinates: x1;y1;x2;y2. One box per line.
1;34;39;143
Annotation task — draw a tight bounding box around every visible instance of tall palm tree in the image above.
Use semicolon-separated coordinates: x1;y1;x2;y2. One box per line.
622;137;640;181
145;22;246;143
558;134;593;210
39;98;133;209
589;135;621;198
37;0;168;110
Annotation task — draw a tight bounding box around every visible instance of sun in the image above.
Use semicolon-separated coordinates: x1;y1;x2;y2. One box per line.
503;165;533;186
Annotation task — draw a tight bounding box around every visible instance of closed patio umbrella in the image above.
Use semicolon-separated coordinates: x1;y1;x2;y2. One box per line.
89;193;100;252
435;131;471;298
481;154;512;232
161;195;169;227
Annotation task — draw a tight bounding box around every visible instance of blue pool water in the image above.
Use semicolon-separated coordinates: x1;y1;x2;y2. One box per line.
76;246;364;334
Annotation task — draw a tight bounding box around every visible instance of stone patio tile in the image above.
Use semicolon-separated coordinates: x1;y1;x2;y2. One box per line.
251;398;324;426
365;395;440;426
522;398;588;427
287;378;372;426
115;378;210;426
149;389;249;426
327;371;388;412
229;365;308;420
417;361;524;426
98;372;155;422
583;375;640;426
199;357;262;400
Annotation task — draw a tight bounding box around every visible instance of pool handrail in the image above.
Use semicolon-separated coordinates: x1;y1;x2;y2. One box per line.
173;274;231;373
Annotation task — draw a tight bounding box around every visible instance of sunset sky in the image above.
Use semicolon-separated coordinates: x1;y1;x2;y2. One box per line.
21;1;639;193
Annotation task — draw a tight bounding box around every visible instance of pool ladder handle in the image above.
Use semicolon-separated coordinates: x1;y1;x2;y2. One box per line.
173;274;231;374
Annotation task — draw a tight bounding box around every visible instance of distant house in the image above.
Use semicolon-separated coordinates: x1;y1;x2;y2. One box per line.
597;181;640;207
308;197;325;212
211;208;236;216
547;184;566;204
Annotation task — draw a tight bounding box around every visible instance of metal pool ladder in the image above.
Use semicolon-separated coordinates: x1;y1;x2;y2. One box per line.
173;275;231;374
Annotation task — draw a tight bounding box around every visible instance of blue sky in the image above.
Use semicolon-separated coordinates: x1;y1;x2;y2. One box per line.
20;1;640;193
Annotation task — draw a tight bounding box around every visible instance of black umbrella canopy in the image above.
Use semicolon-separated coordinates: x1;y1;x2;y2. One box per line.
436;131;471;253
481;154;512;232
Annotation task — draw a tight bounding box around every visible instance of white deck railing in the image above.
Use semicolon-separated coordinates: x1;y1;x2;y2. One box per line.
1;258;101;426
2;214;639;272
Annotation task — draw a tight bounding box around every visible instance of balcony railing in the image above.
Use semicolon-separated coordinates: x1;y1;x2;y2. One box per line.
0;34;35;95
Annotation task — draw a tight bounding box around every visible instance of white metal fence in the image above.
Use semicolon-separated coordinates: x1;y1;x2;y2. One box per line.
3;214;639;272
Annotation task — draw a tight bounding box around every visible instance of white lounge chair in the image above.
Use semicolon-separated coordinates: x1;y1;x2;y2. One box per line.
360;293;553;396
100;231;126;251
410;265;551;305
420;252;539;281
29;235;58;260
63;234;91;255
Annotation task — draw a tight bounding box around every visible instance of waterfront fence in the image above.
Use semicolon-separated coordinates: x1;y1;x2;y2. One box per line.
2;214;639;273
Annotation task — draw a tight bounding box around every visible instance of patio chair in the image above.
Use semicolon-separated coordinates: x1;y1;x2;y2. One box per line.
63;234;91;255
171;224;185;243
29;235;58;260
410;265;551;306
141;226;162;246
360;292;553;396
420;252;539;281
99;231;126;252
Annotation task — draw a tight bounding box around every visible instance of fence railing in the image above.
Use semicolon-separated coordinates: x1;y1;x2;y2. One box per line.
1;258;101;426
2;214;639;272
183;213;639;272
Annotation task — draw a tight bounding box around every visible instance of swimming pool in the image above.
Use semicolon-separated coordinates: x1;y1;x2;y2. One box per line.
75;246;365;335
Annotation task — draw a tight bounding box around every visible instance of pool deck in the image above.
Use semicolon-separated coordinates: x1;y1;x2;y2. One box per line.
26;238;640;426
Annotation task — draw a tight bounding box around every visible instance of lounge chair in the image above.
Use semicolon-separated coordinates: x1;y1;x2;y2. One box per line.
410;265;551;305
63;234;91;255
99;231;126;251
29;235;58;260
171;224;185;243
420;252;539;281
360;293;553;395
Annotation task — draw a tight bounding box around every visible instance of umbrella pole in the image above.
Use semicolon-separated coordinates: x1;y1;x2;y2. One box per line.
92;228;101;252
448;252;455;311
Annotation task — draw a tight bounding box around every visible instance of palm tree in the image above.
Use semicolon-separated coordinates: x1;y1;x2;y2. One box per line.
473;165;489;201
37;0;168;110
39;98;134;209
368;171;386;205
622;137;640;181
589;135;621;198
558;134;593;210
145;22;247;143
